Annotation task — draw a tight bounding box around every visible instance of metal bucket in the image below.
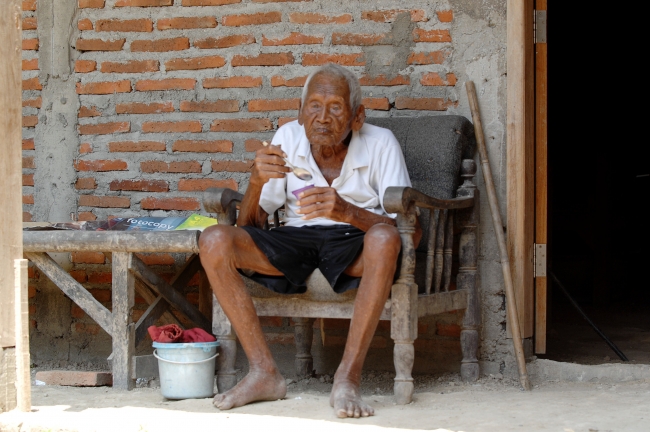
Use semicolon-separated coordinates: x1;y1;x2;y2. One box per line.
152;341;219;399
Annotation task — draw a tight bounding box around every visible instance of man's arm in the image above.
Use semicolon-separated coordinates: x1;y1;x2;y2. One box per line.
236;145;290;228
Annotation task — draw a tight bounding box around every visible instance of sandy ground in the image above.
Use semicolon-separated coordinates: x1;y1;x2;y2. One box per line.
1;371;649;432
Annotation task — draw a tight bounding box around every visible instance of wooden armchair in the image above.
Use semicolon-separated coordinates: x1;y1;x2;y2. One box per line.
202;116;479;404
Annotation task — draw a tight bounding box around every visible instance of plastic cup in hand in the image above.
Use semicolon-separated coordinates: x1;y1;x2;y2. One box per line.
292;183;315;199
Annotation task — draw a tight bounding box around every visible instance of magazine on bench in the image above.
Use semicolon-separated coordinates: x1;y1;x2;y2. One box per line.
23;214;218;232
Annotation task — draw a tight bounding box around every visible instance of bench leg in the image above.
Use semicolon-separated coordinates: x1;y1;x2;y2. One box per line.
112;252;135;390
293;317;314;377
213;294;237;393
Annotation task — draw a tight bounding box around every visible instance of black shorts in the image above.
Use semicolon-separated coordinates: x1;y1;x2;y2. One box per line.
240;224;365;295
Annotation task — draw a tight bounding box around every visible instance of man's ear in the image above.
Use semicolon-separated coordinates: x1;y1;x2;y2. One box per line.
297;100;304;125
351;104;365;132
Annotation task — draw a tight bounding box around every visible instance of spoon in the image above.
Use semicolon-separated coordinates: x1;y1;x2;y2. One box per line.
262;141;313;181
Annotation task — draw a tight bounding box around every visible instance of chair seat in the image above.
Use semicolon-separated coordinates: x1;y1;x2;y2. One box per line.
243;269;357;303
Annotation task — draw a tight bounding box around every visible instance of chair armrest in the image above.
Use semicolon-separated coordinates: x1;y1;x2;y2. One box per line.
384;186;475;214
203;188;243;226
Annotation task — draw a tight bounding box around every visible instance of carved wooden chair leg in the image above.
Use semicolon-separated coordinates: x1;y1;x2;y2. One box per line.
212;295;237;393
293;317;315;377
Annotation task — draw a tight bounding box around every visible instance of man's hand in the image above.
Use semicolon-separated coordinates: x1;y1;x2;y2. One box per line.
250;143;291;187
295;186;352;223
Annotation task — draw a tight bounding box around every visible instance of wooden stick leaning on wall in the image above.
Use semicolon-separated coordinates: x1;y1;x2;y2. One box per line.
15;259;31;411
466;81;532;391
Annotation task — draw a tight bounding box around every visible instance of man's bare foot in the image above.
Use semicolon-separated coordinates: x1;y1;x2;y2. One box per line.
329;378;374;418
213;369;286;410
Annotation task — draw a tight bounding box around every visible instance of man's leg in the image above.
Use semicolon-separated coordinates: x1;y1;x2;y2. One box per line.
199;224;287;410
330;223;401;418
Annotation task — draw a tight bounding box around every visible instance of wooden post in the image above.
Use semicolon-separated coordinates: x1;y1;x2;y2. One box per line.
112;253;136;390
14;260;31;412
0;0;24;412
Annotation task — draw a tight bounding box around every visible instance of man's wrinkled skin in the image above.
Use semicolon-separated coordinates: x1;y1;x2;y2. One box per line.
199;71;421;418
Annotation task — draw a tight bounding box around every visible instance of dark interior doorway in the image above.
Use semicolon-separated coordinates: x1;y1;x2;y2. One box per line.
541;4;650;364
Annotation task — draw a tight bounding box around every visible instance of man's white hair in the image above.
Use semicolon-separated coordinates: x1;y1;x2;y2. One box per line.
301;64;362;113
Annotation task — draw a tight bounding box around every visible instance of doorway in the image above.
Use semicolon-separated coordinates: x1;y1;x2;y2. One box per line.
539;3;650;364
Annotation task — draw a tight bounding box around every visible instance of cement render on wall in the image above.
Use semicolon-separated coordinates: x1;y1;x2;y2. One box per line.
23;0;512;377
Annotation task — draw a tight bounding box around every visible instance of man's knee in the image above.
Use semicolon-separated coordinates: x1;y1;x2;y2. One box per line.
365;224;401;258
199;225;238;264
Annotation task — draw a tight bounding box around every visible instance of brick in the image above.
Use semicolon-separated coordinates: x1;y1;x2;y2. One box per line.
158;17;217;30
244;139;264;152
135;253;175;266
359;74;410;86
23;195;34;204
78;195;131;208
75;177;97;190
413;29;452;43
141;161;202;173
180;100;238;112
172;140;233;153
210;118;272;132
88;289;110;302
135;78;196;92
35;371;112;387
75;60;97;73
115;0;172;6
436;322;461;338
262;33;323;46
78;212;97;221
78;18;93;31
23;212;32;222
23;116;38;128
78;122;130;135
232;52;294;67
22;139;35;150
203;76;262;89
131;38;189;52
75;159;128;171
270;75;307;87
23;156;35;169
437;10;454;23
260;316;283;327
110;179;169;192
76;81;131;94
289;13;352;24
211;160;254;173
142;120;202;133
23;0;37;11
182;0;240;5
23;17;38;30
79;106;102;118
116;101;174;114
222;11;281;27
248;98;299;112
76;38;126;51
165;55;226;71
71;251;106;264
80;143;93;154
95;19;153;32
101;60;159;73
109;141;166;152
22;59;39;71
23;77;42;90
362;10;427;22
278;117;296;127
421;72;457;86
69;270;88;283
71;305;85;318
23;98;42;109
178;178;237;191
302;53;364;66
407;51;448;65
332;33;389;46
394;97;454;111
362;97;390;110
22;39;39;50
194;34;255;49
23;174;35;186
141;197;200;211
79;0;105;8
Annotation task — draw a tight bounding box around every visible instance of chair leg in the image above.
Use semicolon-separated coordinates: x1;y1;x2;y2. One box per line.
391;282;418;404
212;295;237;393
293;317;315;377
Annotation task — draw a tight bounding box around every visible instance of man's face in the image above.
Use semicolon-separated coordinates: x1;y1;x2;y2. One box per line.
298;73;363;147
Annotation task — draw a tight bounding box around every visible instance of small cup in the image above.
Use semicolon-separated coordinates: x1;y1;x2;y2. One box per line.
291;183;314;199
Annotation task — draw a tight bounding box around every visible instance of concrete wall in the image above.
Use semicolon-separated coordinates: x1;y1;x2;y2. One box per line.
22;0;511;376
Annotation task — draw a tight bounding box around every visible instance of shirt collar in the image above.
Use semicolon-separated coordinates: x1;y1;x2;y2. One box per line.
297;126;369;170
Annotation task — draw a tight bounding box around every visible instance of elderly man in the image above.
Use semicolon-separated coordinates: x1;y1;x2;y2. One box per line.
199;63;419;418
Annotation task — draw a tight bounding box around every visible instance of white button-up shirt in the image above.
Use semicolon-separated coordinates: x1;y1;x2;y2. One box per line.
259;120;412;228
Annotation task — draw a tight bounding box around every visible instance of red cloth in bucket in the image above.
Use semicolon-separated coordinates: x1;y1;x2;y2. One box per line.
148;324;216;343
